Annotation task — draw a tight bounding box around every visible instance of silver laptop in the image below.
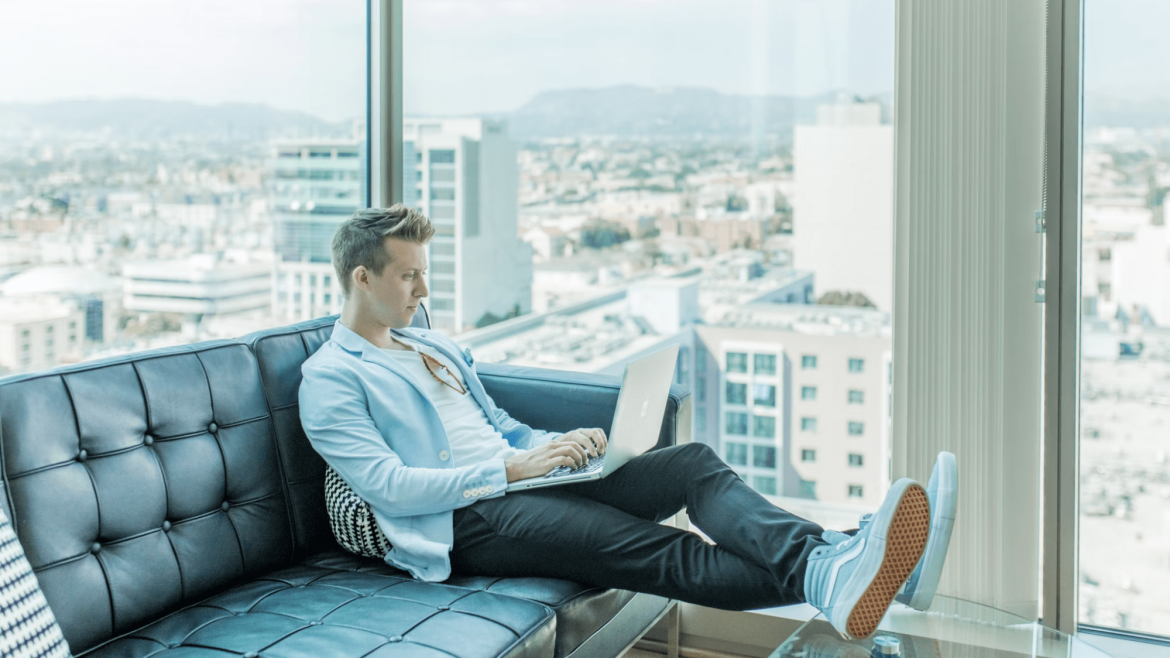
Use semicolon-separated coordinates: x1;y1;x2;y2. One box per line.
507;344;680;491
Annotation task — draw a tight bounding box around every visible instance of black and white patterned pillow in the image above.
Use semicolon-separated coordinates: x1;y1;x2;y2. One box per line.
0;506;70;658
324;466;393;559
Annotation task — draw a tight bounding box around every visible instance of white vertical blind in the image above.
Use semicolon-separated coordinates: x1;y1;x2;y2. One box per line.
893;0;1046;618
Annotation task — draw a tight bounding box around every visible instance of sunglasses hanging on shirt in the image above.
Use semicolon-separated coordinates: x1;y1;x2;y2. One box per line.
419;351;468;395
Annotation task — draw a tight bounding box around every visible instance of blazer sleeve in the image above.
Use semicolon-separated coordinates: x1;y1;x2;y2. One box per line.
299;361;508;517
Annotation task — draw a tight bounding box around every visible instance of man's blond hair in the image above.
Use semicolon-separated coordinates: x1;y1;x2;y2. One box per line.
332;205;434;295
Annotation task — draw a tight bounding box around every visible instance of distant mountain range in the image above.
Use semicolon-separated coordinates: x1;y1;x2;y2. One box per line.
500;86;866;140
0;99;350;142
2;89;1166;144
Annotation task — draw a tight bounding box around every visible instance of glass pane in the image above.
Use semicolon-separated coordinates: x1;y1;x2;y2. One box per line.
404;0;894;521
0;1;367;374
1080;0;1170;636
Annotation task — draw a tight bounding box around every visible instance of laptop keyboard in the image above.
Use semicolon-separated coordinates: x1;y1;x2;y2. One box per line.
543;454;606;479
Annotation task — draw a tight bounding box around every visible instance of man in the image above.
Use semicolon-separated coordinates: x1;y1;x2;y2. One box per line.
299;206;958;640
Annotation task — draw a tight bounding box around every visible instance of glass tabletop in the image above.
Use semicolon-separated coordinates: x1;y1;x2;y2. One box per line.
769;596;1114;658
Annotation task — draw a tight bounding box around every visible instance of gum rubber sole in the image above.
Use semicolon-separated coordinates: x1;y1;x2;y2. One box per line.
845;484;931;639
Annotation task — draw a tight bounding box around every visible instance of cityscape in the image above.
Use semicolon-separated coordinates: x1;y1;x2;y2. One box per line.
0;88;1168;634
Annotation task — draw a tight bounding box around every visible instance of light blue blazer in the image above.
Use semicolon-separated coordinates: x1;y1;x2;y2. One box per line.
298;320;561;581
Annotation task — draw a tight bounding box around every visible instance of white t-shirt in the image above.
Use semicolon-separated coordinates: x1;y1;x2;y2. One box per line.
381;337;525;467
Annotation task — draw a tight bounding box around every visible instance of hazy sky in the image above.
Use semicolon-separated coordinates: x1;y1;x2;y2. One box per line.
0;0;1164;122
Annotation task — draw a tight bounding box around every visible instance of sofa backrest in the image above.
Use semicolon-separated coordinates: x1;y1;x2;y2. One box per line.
0;341;296;653
240;309;431;558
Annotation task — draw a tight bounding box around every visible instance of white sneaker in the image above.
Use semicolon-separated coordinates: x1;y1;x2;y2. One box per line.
803;478;931;639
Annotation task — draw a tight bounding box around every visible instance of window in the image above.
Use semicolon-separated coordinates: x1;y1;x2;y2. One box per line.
801;386;817;400
848;358;865;373
430;188;456;201
725;382;747;405
724;412;748;436
848;453;864;467
848;485;864;498
752;476;777;496
802;355;817;369
752;384;776;407
45;326;53;334
695;407;706;436
432;243;456;256
754;353;776;375
696;377;706;402
430;299;455;311
799;480;817;499
432;280;456;293
801;417;817;432
752;415;775;438
434;224;455;237
430;168;456;183
429;149;456;164
431;204;456;220
848;421;864;436
801;449;816;463
724;442;747;466
726;352;748;373
848;389;864;404
696;344;707;375
432;262;456;274
752;445;776;469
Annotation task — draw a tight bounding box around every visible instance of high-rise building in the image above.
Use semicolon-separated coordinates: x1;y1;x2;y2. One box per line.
403;118;533;333
270;139;364;322
793;101;894;310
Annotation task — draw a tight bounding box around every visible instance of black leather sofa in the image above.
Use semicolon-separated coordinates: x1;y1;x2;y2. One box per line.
0;312;691;658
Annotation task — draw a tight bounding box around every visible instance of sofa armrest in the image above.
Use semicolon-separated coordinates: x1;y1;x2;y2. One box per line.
475;363;691;452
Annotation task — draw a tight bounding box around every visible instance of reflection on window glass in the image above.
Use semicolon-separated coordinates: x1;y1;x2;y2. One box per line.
752;383;776;407
724;442;747;466
848;453;864;467
802;355;818;369
848;485;863;498
752;445;776;469
753;475;777;496
802;386;817;400
801;449;816;462
847;421;864;436
752;415;775;438
848;389;864;404
725;382;747;405
801;417;818;432
724;412;748;435
754;353;776;375
726;352;748;373
848;358;865;373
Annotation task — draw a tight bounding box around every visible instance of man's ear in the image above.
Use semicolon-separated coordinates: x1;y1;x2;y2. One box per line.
351;266;369;292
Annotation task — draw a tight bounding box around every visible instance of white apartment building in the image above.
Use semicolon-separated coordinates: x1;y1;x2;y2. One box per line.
404;118;533;333
793;101;894;310
269;139;363;322
693;306;892;507
123;256;271;316
0;298;85;373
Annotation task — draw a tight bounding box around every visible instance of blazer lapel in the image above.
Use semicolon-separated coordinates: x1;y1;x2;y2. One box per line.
330;321;433;403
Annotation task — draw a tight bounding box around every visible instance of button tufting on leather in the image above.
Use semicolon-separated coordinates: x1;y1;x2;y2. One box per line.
437;605;450;611
144;435;154;446
77;449;88;462
221;501;230;512
388;636;403;643
209;422;219;433
162;521;171;532
90;542;101;554
310;620;322;626
243;652;258;658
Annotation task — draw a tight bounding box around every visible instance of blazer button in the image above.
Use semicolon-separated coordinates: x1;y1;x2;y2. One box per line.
486;485;494;494
462;490;471;499
438;450;450;462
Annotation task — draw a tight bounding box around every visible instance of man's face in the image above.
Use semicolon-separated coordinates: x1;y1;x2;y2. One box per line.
357;237;429;329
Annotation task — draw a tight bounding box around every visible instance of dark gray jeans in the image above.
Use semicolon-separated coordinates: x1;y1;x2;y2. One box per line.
449;442;828;610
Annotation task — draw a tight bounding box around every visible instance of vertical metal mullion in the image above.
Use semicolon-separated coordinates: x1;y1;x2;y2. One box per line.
369;0;404;208
1041;0;1083;635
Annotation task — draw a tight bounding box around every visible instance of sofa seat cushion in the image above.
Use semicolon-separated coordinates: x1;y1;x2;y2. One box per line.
83;553;554;658
445;575;636;658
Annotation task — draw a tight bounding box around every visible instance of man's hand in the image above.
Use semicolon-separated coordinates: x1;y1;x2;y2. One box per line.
502;428;607;482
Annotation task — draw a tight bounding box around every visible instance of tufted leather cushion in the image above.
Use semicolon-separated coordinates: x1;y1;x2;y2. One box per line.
0;342;296;654
85;551;554;658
